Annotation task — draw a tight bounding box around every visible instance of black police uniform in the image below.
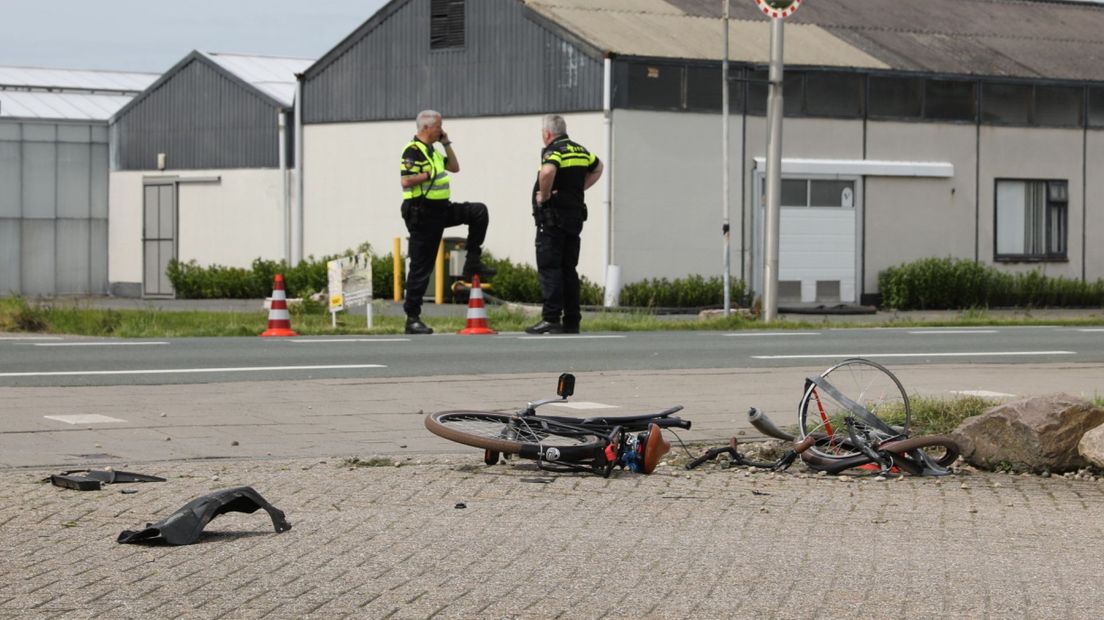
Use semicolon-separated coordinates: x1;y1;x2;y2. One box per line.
399;137;490;322
532;134;600;331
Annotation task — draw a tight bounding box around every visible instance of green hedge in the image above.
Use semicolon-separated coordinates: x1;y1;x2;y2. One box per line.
168;248;747;309
879;257;1104;310
620;275;747;309
168;245;398;301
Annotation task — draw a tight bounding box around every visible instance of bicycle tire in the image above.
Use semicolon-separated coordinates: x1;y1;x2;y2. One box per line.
425;411;608;460
798;358;911;461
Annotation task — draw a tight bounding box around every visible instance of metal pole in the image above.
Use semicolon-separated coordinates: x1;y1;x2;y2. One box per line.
763;17;784;323
293;76;305;266
721;0;731;317
277;110;289;264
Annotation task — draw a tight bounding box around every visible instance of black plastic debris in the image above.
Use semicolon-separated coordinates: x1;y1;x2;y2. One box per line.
49;469;166;491
455;502;467;509
117;486;292;545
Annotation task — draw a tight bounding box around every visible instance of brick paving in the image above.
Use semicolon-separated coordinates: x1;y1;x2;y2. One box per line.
3;453;1104;619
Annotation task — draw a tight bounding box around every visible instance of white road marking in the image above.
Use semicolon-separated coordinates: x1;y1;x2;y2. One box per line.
289;338;410;343
907;330;998;335
951;390;1017;398
752;351;1075;360
1077;329;1104;333
517;335;626;340
549;401;619;410
0;336;63;341
724;332;820;337
33;341;169;347
44;414;126;425
0;364;386;378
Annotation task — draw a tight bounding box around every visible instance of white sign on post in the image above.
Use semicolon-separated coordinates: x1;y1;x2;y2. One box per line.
327;252;374;328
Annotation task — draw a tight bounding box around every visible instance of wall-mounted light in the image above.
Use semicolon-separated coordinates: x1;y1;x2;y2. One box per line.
157;153;166;171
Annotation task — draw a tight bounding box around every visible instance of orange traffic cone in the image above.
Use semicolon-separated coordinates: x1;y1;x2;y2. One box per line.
458;274;496;335
260;274;298;337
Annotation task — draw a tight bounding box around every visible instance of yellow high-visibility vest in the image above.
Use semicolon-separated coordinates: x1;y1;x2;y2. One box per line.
401;140;451;200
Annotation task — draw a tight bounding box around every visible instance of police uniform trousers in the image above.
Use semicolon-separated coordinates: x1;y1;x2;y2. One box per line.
536;217;583;328
403;200;489;318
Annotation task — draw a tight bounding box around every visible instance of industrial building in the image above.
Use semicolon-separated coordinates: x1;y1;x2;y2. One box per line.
108;51;311;297
298;0;1104;306
0;66;155;296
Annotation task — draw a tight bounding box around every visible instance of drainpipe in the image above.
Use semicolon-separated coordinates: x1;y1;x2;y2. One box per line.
602;55;620;307
278;110;289;264
293;75;305;265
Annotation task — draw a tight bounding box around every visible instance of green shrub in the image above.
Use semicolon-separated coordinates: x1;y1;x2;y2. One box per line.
168;244;401;301
168;247;747;309
619;275;747;309
879;257;1104;310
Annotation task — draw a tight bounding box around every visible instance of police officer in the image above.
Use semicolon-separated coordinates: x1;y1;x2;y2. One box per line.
526;114;604;335
399;110;495;335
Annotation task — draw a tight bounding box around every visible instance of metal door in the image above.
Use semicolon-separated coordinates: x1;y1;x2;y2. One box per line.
143;182;176;297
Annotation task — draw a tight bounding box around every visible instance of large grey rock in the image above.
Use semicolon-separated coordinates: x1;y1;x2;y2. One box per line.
953;394;1104;472
1078;424;1104;469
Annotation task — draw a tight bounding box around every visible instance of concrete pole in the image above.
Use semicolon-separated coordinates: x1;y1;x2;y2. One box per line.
721;0;731;317
763;17;784;323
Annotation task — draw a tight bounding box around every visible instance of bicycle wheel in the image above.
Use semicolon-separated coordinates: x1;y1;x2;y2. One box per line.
798;358;910;461
425;411;607;461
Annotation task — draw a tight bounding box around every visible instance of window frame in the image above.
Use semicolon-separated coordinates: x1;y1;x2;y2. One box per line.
993;178;1069;263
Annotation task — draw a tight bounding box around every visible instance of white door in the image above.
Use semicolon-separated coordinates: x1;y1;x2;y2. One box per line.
754;175;860;304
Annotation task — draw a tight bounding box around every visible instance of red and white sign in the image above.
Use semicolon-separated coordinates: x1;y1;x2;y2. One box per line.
754;0;803;19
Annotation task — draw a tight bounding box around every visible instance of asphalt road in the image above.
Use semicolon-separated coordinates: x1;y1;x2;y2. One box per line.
2;325;1103;387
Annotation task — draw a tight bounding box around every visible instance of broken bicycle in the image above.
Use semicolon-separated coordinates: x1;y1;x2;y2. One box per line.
689;358;960;476
424;373;691;477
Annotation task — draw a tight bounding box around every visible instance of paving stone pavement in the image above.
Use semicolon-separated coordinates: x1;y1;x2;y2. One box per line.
3;453;1104;619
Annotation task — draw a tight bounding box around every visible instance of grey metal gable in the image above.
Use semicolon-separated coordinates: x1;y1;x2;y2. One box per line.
112;52;287;171
302;0;605;123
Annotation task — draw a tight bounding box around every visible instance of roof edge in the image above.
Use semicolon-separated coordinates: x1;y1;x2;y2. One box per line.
110;51;288;125
302;0;411;81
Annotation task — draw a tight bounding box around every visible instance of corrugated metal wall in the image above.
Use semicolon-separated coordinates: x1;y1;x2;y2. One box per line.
112;57;282;170
303;0;604;123
0;120;109;296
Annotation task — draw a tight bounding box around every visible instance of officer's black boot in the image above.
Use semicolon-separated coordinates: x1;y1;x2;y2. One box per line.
462;258;496;282
525;320;563;335
405;316;433;335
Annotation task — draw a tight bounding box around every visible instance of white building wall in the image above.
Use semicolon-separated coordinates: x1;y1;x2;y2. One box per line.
302;113;608;282
609;109;745;284
109;169;288;292
978;126;1085;280
1087;130;1104;282
863;121;977;293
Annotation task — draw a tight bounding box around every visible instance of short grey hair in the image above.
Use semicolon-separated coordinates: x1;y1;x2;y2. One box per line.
416;110;442;131
542;114;567;137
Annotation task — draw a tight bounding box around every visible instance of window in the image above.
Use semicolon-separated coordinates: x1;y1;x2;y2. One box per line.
868;75;922;119
982;83;1031;125
686;65;744;113
776;178;855;208
995;179;1067;260
1034;85;1082;127
804;72;863;118
1090;87;1104;128
624;63;683;110
430;0;464;50
925;79;976;121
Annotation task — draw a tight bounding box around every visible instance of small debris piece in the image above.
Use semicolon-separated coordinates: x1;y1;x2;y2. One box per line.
455;502;467;509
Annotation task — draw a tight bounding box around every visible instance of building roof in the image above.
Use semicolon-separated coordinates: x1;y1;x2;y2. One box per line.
0;65;156;121
523;0;1104;81
0;66;156;94
0;91;135;121
200;52;313;107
